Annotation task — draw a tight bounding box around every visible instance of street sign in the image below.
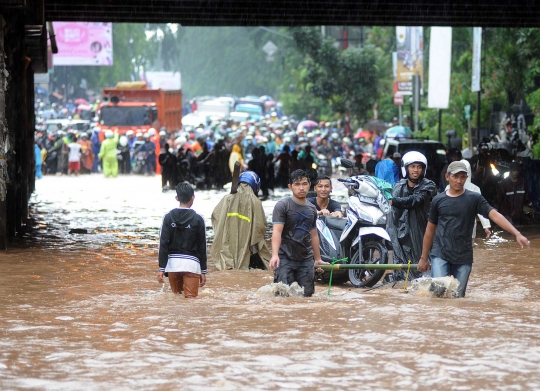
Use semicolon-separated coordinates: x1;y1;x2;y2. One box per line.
464;104;471;120
262;41;278;56
394;94;404;105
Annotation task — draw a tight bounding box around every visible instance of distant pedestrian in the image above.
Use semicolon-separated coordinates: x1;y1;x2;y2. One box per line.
34;143;43;179
98;129;119;178
67;137;82;176
159;143;176;191
375;152;401;185
78;133;94;174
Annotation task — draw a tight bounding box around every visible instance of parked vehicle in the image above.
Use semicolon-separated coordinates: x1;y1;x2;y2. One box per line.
99;81;182;137
229;111;252;123
234;103;263;121
316;158;391;288
44;119;91;133
196;98;232;119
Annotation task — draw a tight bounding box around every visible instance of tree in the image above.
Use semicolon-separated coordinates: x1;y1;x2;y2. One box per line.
288;27;380;121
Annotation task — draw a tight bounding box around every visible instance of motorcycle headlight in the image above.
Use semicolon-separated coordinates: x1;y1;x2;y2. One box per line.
490;163;499;176
357;210;373;223
376;215;387;225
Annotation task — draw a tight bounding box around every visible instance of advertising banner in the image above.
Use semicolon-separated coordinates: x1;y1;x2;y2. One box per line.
395;26;423;96
428;27;453;109
52;22;113;66
471;27;482;92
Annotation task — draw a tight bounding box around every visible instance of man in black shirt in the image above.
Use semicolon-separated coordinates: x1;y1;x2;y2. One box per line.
270;170;328;297
307;176;343;218
418;161;530;297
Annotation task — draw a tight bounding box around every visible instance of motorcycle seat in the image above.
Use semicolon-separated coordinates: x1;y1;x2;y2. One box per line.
322;216;347;231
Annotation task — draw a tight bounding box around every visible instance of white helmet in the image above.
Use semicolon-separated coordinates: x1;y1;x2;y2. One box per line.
148;128;156;136
119;136;128;147
105;130;114;139
159;130;166;136
176;136;187;146
126;130;134;137
401;151;428;180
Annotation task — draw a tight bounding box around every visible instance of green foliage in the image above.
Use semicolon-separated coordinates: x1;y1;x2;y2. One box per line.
174;27;294;99
287;27;380;121
526;88;540;158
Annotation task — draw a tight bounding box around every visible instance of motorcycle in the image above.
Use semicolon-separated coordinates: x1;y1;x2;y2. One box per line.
132;151;147;175
316;158;391;288
316;154;332;176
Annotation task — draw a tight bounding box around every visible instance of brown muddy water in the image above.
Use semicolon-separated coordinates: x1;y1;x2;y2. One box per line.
1;175;539;390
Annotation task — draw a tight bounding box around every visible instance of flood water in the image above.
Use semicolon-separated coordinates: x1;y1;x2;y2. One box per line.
1;175;539;390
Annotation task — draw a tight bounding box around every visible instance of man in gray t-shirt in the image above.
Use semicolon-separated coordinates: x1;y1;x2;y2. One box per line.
418;161;530;297
270;169;327;297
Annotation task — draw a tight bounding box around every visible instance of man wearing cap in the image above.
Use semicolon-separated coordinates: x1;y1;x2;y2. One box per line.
418;161;530;297
495;162;531;225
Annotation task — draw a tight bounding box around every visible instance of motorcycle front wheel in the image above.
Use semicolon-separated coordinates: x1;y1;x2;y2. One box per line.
349;240;388;288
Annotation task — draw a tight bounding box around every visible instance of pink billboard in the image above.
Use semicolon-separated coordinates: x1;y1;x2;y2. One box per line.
52;22;113;66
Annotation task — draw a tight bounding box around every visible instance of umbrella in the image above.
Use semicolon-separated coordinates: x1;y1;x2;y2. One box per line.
77;104;92;111
297;120;318;130
354;129;373;139
364;120;388;132
75;98;89;105
385;126;413;138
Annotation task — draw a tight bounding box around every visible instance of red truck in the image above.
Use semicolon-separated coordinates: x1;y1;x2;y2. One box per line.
98;81;182;136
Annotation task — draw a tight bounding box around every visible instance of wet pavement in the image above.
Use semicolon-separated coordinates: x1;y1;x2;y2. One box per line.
1;175;539;390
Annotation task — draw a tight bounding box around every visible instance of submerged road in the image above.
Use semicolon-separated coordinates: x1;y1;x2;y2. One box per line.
1;175;539;390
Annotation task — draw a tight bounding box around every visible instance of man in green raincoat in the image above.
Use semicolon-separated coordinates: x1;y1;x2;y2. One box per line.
98;129;120;178
211;171;270;270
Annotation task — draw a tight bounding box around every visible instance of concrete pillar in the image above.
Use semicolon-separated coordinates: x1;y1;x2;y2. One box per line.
0;16;7;250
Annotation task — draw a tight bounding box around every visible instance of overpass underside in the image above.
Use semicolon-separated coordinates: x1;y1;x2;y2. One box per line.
0;0;539;248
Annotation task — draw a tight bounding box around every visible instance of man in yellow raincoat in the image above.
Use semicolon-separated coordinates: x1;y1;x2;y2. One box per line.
98;129;120;178
211;171;270;270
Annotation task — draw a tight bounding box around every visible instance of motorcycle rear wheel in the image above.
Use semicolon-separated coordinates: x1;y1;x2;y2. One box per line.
348;241;388;288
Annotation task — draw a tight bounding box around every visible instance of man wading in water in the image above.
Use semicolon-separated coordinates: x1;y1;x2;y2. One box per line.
417;161;530;297
270;169;328;297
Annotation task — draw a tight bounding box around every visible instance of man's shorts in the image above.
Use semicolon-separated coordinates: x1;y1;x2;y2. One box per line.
273;257;315;297
69;161;80;171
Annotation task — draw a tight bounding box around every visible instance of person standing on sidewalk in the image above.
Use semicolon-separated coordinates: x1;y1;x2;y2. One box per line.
157;183;207;298
269;169;328;297
418;161;530;297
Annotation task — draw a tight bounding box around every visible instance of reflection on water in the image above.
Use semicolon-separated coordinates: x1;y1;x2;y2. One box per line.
1;175;539;390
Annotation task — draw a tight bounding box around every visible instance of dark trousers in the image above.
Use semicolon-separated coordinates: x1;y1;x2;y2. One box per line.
273;257;315;297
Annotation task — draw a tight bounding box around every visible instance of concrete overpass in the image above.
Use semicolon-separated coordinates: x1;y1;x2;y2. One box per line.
0;0;539;248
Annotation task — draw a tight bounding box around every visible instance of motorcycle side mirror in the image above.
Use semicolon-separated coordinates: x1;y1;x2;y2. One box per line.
341;158;354;168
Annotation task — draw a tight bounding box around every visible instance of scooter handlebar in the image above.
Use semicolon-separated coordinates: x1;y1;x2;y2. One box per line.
337;178;359;189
